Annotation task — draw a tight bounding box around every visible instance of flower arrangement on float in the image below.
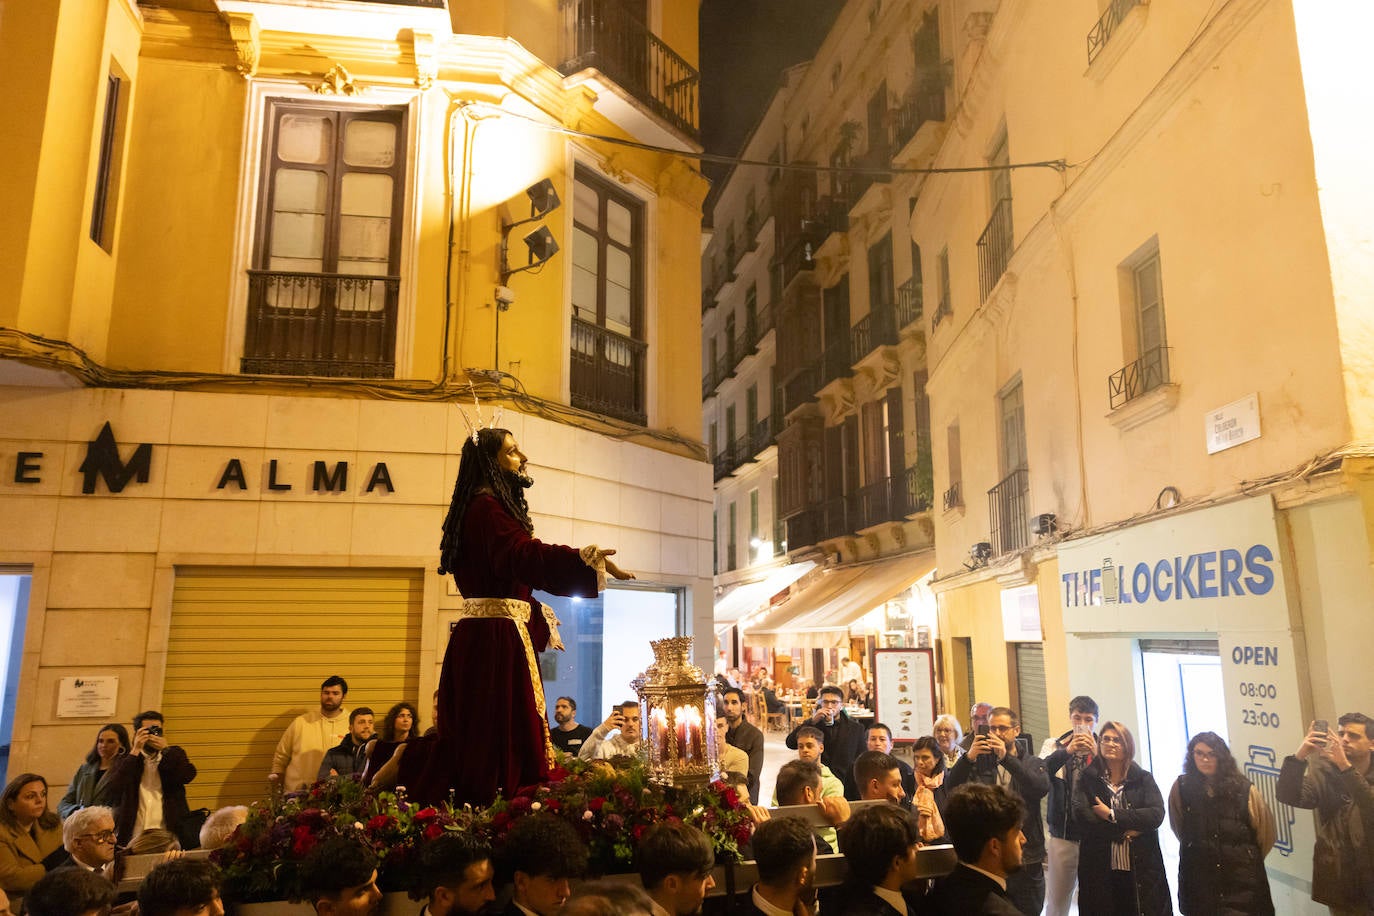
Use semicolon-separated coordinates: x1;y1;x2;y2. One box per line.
212;756;752;904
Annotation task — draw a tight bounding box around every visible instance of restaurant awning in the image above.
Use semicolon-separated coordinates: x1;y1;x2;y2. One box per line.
712;560;817;636
746;551;935;650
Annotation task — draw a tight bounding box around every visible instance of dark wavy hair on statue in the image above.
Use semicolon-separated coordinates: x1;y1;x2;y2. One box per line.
438;427;532;576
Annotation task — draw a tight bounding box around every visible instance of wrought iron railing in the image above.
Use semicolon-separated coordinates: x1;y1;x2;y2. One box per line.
820;337;851;386
781;364;820;416
896;276;923;331
931;293;951;331
558;0;700;139
1108;345;1170;410
1087;0;1143;65
890;87;946;151
713;451;733;482
977;198;1014;301
850;303;898;361
242;270;399;378
570;317;647;425
750;417;774;456
786;508;824;553
988;467;1030;556
821;497;850;540
902;464;933;515
942;480;962;511
853;478;896;530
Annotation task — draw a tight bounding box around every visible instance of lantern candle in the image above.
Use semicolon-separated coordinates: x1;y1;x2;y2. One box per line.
675;705;703;762
650;706;668;759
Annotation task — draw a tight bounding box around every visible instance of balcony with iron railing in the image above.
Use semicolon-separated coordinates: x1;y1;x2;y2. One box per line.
700;305;776;400
785;507;824;553
850;302;898;364
896;276;923;332
852;477;897;531
890;87;946;153
977;198;1014;301
242;270;399;378
781;363;821;416
570;317;647;425
988;467;1030;556
902;464;933;515
558;0;700;140
820;337;852;387
1087;0;1144;65
941;480;962;512
1108;345;1170;410
750;417;775;457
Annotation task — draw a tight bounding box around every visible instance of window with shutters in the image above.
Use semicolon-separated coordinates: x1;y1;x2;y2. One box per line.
570;167;647;424
244;101;407;378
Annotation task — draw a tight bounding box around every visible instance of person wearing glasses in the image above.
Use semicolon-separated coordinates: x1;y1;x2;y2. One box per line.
56;807;118;878
1072;722;1172;915
1167;732;1275;915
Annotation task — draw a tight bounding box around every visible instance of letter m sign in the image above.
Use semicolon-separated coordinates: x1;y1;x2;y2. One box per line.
79;422;153;494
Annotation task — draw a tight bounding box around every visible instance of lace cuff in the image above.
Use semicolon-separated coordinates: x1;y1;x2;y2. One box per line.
539;601;565;651
579;544;608;592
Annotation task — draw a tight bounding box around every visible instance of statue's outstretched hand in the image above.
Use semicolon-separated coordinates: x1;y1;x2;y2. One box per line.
601;549;635;580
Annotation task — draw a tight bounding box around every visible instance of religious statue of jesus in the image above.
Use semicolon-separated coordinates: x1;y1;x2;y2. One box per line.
391;426;633;806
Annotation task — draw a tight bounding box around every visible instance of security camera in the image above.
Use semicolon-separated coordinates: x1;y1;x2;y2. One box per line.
494;285;516;309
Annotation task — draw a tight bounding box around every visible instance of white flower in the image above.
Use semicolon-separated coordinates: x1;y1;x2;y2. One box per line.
531;802;542;811
583;810;595;821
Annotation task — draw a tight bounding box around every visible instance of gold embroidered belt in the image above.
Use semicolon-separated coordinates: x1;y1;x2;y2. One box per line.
454;597;555;769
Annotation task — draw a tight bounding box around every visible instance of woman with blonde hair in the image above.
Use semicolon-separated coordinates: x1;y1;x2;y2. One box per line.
1073;721;1172;914
932;714;964;771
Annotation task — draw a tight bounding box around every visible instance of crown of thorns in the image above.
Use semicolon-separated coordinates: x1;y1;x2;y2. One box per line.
457;381;503;445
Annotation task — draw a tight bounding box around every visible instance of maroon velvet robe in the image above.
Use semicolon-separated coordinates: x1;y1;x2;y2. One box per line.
399;494;599;806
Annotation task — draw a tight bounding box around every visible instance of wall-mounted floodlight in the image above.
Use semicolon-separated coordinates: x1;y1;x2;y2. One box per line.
524;178;560;219
499;179;563;287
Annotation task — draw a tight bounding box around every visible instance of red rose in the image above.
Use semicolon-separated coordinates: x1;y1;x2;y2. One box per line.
733;823;753;845
631;823;649;842
366;814;395;832
492;811;512;831
588;797;606;812
414;807;438;823
291;825;316;858
544;799;562;813
548;764;570;781
721;787;741;808
424;823;444;841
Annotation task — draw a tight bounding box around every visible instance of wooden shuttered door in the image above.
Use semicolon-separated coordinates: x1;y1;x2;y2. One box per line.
164;567;423;810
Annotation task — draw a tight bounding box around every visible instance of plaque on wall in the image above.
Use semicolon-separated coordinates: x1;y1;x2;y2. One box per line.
57;676;119;718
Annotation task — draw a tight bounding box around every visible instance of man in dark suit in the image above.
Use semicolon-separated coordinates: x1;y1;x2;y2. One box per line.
97;711;197;847
832;805;925;915
745;817;817;915
416;833;496;916
54;806;117;877
920;784;1024;916
497;814;588;916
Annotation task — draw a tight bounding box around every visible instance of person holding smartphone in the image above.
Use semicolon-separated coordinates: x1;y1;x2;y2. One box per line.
945;706;1050;915
95;710;198;847
578;701;642;760
1040;695;1099;916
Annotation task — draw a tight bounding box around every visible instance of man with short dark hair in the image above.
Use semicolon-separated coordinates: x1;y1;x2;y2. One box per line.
946;707;1048;915
414;833;496;916
867;723;915;804
25;868;117;916
1278;711;1374;914
549;697;593;756
578;701;641;760
320;708;375;780
721;687;765;804
272;676;350;790
833;804;924;915
98;710;197;846
58;805;117;876
786;726;845;799
773;760;848;852
786;686;866;800
137;858;225;916
853;751;907;806
499;813;589;915
299;834;382;916
637;822;716;916
1040;694;1098;916
924;783;1024;914
747;817;817;916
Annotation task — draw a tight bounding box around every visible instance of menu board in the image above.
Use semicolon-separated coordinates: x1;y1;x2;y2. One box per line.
873;649;935;743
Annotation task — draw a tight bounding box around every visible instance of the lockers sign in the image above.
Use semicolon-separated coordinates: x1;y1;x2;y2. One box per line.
1057;495;1315;884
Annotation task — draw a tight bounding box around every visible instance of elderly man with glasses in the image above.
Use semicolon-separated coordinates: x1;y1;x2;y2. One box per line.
58;806;118;878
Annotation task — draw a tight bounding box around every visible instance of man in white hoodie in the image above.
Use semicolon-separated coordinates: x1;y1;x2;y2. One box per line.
270;676;350;790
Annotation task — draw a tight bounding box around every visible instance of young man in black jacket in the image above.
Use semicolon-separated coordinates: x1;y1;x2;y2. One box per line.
945;707;1048;916
1037;695;1098;916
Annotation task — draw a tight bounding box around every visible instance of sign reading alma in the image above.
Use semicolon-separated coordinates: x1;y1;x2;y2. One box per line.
215;458;395;493
1061;544;1275;607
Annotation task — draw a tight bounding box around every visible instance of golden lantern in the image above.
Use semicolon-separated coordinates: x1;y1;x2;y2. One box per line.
634;636;717;787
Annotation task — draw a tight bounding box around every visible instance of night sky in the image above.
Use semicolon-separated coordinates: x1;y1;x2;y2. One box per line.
698;0;844;185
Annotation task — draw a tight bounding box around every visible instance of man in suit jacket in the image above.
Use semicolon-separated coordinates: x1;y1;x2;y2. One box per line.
832;805;926;916
96;711;197;846
920;783;1024;915
54;807;117;878
745;817;818;915
865;725;915;806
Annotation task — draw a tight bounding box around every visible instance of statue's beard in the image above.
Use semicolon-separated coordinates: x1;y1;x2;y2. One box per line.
504;468;534;490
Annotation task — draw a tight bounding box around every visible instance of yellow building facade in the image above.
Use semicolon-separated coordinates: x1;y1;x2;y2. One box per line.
0;0;712;811
916;1;1373;909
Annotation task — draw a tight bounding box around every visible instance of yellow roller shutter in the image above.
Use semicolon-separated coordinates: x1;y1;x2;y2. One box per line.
164;567;423;810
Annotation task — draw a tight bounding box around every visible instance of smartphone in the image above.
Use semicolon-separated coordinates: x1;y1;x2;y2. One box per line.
1313;719;1329;746
976;724;990;738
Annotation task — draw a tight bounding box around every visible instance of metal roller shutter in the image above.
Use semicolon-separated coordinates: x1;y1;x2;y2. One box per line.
1014;642;1049;751
164;567;423;809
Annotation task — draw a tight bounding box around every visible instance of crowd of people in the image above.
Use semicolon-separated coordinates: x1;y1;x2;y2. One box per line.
5;664;1370;915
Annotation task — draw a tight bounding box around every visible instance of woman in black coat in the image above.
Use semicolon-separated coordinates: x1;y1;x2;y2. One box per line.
1073;721;1173;915
1168;732;1275;915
